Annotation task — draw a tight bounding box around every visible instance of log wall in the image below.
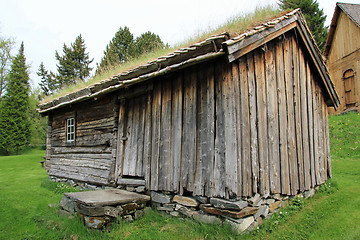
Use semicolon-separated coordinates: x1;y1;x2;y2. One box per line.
115;32;331;198
47;95;115;185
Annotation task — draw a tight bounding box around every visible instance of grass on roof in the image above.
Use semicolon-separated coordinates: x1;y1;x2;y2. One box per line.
41;5;281;104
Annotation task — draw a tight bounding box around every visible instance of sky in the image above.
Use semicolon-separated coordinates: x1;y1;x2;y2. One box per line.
0;0;359;88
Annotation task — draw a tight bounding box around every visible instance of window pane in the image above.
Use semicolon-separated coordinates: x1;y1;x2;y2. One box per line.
66;117;75;142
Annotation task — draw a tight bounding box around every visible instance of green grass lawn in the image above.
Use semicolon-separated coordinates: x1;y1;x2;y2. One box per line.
0;112;359;239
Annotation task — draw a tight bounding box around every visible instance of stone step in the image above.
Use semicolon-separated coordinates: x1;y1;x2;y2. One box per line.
64;189;150;206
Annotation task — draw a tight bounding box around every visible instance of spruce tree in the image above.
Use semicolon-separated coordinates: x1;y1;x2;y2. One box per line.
37;62;58;96
97;27;134;73
130;31;164;58
55;34;93;87
96;27;166;75
278;0;328;51
0;42;31;155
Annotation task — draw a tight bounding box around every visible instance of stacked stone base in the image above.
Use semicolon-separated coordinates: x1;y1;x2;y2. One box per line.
150;189;317;233
51;176;318;233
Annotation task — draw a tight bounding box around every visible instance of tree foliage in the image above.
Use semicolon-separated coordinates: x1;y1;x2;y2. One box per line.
37;62;57;96
0;36;15;100
131;31;165;58
55;34;93;86
0;42;31;155
28;87;47;146
38;34;93;96
96;27;165;74
278;0;328;51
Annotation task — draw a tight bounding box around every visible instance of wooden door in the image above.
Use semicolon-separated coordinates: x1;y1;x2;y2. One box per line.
115;93;149;182
343;69;356;108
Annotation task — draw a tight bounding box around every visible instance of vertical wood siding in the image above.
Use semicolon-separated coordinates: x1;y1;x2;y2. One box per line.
48;31;331;196
132;32;331;198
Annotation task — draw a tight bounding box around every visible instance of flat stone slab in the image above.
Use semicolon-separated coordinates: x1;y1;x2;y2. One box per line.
64;189;150;206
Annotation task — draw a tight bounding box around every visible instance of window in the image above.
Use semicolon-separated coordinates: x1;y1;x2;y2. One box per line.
343;69;356;108
66;118;75;143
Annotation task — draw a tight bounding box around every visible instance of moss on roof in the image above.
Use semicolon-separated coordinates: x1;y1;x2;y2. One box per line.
41;5;282;104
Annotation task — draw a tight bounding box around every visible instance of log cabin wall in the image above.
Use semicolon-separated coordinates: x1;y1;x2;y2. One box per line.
47;94;116;185
114;30;331;199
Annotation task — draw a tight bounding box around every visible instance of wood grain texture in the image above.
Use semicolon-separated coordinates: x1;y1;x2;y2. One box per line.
214;60;226;198
171;74;183;193
254;49;269;195
299;47;311;190
247;53;259;195
283;36;298;194
181;67;197;193
239;56;251;197
265;42;280;194
223;59;239;198
292;37;304;192
275;39;290;195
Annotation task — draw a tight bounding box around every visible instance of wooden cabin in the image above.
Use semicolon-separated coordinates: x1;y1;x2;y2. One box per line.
324;2;360;114
39;9;339;200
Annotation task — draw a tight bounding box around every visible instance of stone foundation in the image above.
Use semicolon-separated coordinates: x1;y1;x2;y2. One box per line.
149;189;318;233
51;176;318;233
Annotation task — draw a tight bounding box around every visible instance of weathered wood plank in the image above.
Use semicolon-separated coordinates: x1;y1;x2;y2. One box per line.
117;178;146;186
202;63;215;197
143;92;153;190
292;37;304;192
312;77;321;185
239;55;251;197
135;95;146;177
123;98;135;176
46;114;53;164
52;153;113;160
51;158;111;170
159;77;172;191
317;84;325;184
52;146;112;154
150;80;162;190
283;36;298;194
275;40;290;195
322;96;328;181
109;98;120;183
49;169;109;185
223;59;239;198
180;68;196;194
129;96;140;176
50;165;110;178
265;42;280;194
115;99;126;181
325;102;332;179
299;49;311;191
232;59;243;197
254;49;269;195
195;65;206;196
171;73;183;193
306;65;316;187
214;60;226;198
247;52;259;195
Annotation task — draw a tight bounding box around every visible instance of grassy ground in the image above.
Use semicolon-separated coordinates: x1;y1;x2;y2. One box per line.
0;112;359;239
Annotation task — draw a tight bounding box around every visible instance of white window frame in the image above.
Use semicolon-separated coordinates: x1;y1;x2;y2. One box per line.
66;117;75;143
